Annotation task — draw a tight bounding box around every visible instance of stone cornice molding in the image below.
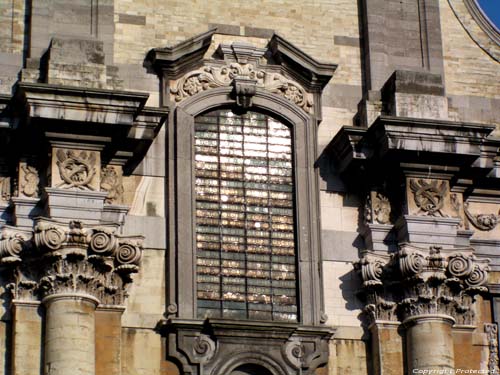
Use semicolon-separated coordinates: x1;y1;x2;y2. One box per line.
0;218;143;306
354;244;489;325
326;116;499;189
7;82;168;173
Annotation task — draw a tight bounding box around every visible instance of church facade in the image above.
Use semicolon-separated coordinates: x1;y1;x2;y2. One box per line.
0;0;499;374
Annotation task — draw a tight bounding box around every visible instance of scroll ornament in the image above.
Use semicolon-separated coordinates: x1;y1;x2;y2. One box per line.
101;166;124;204
464;202;500;231
171;63;313;113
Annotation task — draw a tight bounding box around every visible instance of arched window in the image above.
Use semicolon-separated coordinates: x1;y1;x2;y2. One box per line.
148;32;336;375
194;109;297;322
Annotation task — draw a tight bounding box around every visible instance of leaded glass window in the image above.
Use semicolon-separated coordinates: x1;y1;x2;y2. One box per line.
195;109;297;322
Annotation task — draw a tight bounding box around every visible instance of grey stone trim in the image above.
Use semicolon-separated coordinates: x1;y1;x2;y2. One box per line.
117;13;146;26
147;28;217;78
159;319;334;375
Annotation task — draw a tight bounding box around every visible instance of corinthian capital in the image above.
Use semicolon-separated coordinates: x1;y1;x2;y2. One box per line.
1;218;143;306
355;245;489;325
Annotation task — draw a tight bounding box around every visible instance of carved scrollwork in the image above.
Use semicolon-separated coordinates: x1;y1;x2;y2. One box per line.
409;179;448;216
398;249;425;277
1;219;144;305
171;62;313;113
447;253;474;278
193;334;217;362
356;245;490;325
89;228;118;255
56;149;97;190
464;202;500;231
464;265;489;288
116;240;142;265
355;255;386;287
34;222;66;251
283;339;305;369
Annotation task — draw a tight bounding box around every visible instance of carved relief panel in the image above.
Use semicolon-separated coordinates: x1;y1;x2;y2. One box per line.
18;161;39;198
51;148;100;191
464;200;500;239
101;165;124;204
406;178;461;219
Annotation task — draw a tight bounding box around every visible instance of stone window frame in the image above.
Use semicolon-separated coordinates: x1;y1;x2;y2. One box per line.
169;85;325;326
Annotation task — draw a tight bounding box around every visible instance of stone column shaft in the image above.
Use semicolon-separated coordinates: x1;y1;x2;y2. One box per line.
404;315;455;373
44;295;98;375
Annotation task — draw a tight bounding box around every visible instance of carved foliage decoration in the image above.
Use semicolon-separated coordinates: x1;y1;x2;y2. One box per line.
485;323;500;374
464;202;500;231
355;245;489;325
55;149;97;190
171;63;313;113
1;219;143;305
409;178;448;217
101;166;124;204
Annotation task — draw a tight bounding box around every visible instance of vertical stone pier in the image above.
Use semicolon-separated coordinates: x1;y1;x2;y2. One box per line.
43;295;99;375
404;315;455;372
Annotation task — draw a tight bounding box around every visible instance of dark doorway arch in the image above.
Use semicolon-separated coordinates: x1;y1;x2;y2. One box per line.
230;363;274;375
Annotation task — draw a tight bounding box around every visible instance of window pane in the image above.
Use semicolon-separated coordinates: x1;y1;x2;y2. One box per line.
194;109;297;322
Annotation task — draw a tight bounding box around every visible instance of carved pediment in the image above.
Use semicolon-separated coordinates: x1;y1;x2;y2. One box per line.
147;31;337;116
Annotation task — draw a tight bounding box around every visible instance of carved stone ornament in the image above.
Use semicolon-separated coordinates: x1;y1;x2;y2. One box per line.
171;62;313;113
101;166;124;204
0;218;143;305
464;202;500;231
485;323;500;374
410;178;448;217
20;164;39;198
0;177;10;202
55;149;97;190
355;245;489;325
365;191;391;225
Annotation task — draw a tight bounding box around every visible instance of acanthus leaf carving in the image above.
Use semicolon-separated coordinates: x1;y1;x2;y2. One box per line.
355;245;490;325
171;62;313;113
1;219;143;306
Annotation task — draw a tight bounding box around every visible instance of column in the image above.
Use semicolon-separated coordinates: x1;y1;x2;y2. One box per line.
404;315;455;373
43;295;99;375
